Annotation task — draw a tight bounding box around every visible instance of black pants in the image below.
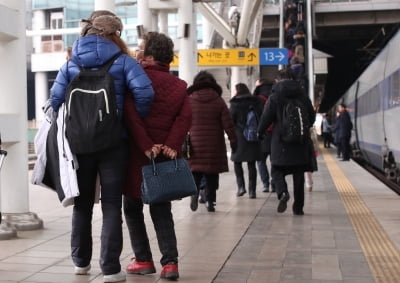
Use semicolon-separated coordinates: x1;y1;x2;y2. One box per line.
234;161;257;193
323;132;331;147
192;172;219;203
340;136;351;160
272;165;305;212
71;144;127;275
123;197;178;266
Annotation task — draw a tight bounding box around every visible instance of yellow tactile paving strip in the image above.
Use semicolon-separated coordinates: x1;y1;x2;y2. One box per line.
322;148;400;283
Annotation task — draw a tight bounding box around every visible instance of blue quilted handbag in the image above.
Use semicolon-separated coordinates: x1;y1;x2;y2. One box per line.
141;155;197;204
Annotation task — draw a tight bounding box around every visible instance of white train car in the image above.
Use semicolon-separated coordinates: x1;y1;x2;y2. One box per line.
342;28;400;182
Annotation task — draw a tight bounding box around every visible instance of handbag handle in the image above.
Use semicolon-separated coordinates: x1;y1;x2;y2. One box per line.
149;152;179;176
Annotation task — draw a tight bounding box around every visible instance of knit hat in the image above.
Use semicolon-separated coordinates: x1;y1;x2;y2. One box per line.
81;10;123;37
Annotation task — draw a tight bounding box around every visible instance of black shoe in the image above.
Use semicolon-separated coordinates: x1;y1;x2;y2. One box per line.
249;191;256;199
277;193;290;213
262;186;269;193
206;201;215;212
340;158;350;161
190;193;199;211
237;187;246;197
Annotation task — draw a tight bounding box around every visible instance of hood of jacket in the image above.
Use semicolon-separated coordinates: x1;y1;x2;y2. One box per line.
273;79;304;100
71;35;121;68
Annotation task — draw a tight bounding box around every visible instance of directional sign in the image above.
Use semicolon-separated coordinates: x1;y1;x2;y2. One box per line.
171;48;259;67
169;48;288;67
259;48;288;65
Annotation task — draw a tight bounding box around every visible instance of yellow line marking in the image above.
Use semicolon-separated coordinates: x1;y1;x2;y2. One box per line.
322;147;400;283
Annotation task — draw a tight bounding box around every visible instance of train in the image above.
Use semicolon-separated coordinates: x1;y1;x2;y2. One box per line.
340;28;400;184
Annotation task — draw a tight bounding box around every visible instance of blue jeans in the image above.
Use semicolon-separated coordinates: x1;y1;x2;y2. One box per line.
256;152;270;188
71;143;127;275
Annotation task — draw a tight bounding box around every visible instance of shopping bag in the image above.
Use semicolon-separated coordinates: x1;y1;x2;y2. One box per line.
141;154;197;204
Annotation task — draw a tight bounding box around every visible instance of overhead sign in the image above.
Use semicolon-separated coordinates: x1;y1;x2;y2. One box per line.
169;48;288;67
171;48;259;67
259;48;288;65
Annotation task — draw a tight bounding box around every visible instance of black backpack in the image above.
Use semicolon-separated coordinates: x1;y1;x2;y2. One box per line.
65;53;122;154
281;99;310;144
242;105;259;142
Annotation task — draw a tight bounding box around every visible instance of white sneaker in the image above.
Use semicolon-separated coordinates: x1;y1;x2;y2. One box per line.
103;270;126;282
74;264;91;275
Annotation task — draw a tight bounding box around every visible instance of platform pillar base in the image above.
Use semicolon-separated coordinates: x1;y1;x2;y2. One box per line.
2;212;43;231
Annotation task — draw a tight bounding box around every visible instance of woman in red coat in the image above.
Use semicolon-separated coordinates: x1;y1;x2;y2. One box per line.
187;71;237;212
123;32;192;281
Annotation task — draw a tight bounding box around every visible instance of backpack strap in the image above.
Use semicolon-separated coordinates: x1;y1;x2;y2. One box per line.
100;52;122;72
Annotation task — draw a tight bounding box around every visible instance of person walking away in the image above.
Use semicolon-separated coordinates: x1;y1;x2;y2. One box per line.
321;113;332;148
333;110;342;158
230;83;264;199
187;71;237;212
123;32;191;281
253;78;275;193
257;69;315;215
337;103;353;161
50;10;154;283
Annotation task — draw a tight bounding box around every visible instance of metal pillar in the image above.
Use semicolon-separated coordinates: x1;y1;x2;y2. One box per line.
0;0;42;235
137;0;153;34
178;0;197;85
159;11;168;34
306;0;315;103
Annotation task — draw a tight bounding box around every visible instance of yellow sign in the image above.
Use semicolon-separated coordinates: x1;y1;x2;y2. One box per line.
171;48;259;67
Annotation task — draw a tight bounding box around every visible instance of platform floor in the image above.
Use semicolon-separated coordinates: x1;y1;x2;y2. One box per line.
0;145;399;283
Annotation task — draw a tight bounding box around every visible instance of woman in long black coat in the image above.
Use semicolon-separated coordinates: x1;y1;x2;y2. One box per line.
229;83;263;198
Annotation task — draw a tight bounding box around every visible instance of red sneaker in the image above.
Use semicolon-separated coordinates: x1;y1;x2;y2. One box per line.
160;263;179;280
126;258;156;275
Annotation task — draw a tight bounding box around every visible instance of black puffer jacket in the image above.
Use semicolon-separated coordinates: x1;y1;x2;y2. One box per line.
229;94;264;162
257;80;316;167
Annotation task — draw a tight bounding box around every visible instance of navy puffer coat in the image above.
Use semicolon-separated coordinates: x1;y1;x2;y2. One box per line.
50;35;154;117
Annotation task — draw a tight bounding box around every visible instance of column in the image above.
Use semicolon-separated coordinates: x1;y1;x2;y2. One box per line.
32;10;47;124
0;0;42;237
178;0;197;85
94;0;115;11
137;0;153;34
159;11;168;34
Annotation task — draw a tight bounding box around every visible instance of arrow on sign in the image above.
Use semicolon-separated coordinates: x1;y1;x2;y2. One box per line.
276;51;285;61
197;53;203;61
248;52;257;61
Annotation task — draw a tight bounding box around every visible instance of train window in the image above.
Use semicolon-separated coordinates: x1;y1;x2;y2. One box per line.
390;70;400;106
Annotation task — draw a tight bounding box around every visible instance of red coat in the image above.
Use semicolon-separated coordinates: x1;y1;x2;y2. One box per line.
123;62;192;198
187;81;236;173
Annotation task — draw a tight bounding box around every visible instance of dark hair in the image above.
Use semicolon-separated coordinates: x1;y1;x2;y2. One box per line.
235;83;251;95
340;103;346;108
142;32;174;64
193;70;217;85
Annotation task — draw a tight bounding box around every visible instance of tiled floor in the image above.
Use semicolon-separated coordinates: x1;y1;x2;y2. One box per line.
0;147;399;282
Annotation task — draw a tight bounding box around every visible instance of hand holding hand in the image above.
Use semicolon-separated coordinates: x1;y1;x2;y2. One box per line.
145;144;163;159
162;145;177;159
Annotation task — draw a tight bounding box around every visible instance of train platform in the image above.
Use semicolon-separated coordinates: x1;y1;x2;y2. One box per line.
0;144;399;283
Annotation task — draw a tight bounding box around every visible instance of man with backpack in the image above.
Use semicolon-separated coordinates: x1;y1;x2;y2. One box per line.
257;69;315;215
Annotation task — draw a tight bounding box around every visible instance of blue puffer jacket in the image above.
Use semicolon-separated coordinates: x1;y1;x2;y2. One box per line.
50;35;154;117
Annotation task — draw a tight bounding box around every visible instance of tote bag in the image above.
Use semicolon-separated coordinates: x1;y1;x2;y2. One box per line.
141;154;197;204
